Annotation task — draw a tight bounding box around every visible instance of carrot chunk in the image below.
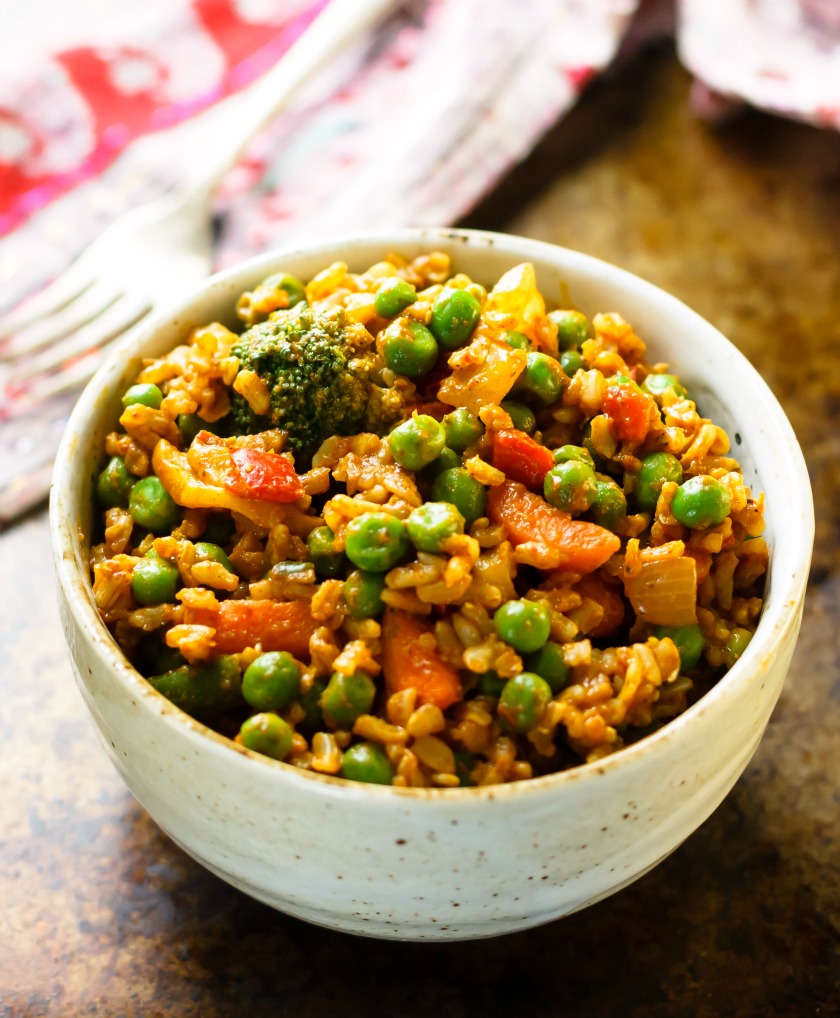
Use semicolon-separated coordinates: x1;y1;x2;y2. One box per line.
186;599;317;656
487;480;620;574
492;429;555;490
381;609;462;711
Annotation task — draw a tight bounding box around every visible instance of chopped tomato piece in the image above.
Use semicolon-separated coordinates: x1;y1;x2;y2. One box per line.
602;384;654;445
186;600;317;656
381;609;462;711
487;481;620;574
224;447;303;503
492;429;555;490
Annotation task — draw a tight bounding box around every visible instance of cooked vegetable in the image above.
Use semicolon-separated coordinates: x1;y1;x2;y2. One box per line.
242;651;301;711
623;547;697;627
543;460;598;515
381;318;439;379
240;712;293;760
429;287;482;350
382;609;462;710
488;481;620;573
223;446;303;503
129;476;179;534
635;452;683;513
498;673;552;734
345;512;410;572
388;414;446;471
374;278;417;318
437;333;527;414
131;556;180;605
407;501;465;553
148;655;242;718
671;475;731;529
341;742;394;784
517;351;566;406
186;599;317;656
492;429;554;490
122;383;163;410
493;599;551;653
231;304;401;463
96;456;134;508
442;407;484;452
602;382;655;445
431;467;486;523
321;670;377;729
549;309;589;349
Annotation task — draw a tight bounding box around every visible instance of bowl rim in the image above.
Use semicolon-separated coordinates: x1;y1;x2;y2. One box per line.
50;226;815;803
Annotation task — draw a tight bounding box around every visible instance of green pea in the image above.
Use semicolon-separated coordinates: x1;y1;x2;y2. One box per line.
177;413;226;445
549;309;590;350
382;319;439;379
642;373;687;403
431;468;486;524
498;672;553;734
146;642;186;675
505;330;531;351
559;350;586;376
96;455;134;509
671;475;731;529
553;444;594;468
421;446;461;477
493;599;551;653
344;569;387;619
194;541;234;574
519;351;566;406
388;414;446;471
653;624;705;671
341;741;394;785
724;628;753;669
131;556;180;606
129;476;179;534
242;651;301;711
476;670;506;697
122;383;163;410
343;569;386;619
321;670;377;729
500;400;535;435
442;407;484;452
543;460;598;514
148;655;242;718
240;712;293;760
374;278;417;318
263;272;306;307
407;501;465;553
636;452;684;513
429;287;481;350
307;525;346;579
590;478;627;531
345;512;409;573
297;677;328;734
202;513;235;547
524;642;570;693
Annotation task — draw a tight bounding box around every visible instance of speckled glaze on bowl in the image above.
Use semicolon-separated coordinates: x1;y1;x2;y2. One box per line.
51;228;813;941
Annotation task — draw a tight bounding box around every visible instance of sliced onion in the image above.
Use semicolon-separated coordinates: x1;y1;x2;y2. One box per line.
624;555;697;627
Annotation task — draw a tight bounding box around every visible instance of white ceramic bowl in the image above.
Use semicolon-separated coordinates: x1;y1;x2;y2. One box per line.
51;228;813;941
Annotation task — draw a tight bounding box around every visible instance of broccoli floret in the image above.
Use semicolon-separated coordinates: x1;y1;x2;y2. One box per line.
230;305;401;464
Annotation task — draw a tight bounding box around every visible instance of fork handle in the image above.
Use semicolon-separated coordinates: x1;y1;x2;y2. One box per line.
184;0;400;202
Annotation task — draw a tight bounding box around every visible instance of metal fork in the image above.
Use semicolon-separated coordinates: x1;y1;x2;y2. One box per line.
0;0;399;524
